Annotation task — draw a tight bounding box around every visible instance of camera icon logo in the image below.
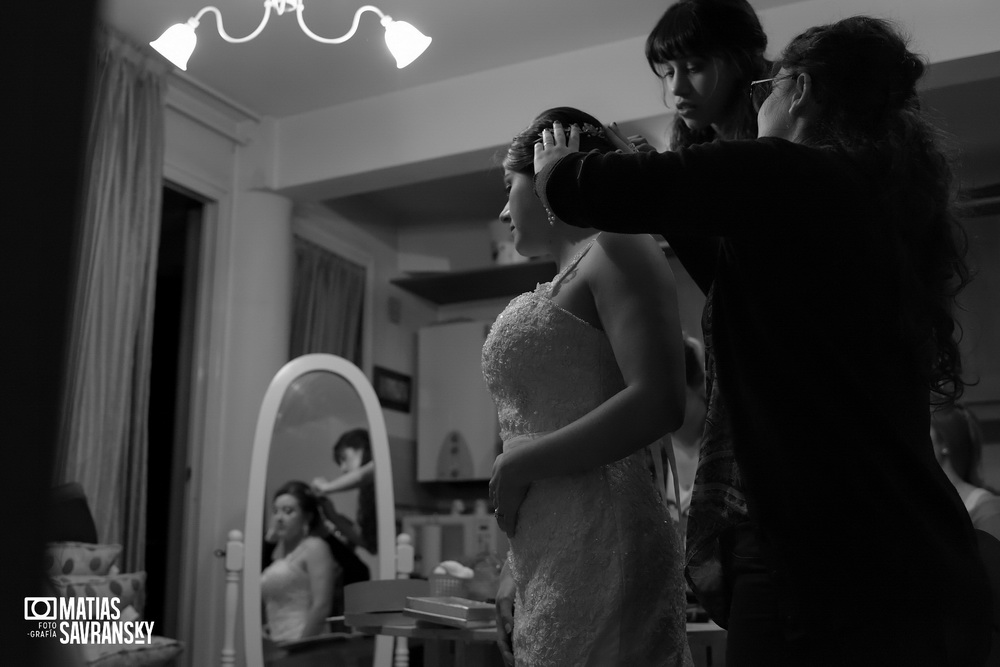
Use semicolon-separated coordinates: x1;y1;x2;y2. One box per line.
24;597;57;621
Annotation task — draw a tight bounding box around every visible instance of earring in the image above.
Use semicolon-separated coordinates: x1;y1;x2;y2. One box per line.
546;208;558;226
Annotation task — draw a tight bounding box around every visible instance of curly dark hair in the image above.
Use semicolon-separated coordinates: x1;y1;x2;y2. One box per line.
645;0;769;149
333;428;372;466
779;16;971;403
503;107;618;175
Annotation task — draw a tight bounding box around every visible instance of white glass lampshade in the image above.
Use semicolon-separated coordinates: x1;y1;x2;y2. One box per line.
150;21;198;71
383;19;431;69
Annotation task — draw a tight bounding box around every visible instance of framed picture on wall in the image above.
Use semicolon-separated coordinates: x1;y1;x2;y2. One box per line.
373;366;412;413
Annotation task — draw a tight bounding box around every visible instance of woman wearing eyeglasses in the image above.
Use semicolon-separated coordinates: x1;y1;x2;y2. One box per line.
533;15;991;667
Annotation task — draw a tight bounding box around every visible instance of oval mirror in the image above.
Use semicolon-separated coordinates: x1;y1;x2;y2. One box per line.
243;354;394;667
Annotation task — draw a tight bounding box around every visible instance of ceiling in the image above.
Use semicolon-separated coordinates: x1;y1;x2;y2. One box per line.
103;0;801;118
102;0;1000;227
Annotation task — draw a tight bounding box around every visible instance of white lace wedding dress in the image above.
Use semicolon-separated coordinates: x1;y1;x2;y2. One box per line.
482;242;692;667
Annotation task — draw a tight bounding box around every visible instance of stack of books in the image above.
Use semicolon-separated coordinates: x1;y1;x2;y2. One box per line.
403;596;496;629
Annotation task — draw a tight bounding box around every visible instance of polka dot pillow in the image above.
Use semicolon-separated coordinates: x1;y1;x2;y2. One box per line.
45;542;122;576
51;571;147;618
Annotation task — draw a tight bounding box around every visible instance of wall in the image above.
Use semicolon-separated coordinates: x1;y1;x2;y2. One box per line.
163;85;295;667
398;220;496;273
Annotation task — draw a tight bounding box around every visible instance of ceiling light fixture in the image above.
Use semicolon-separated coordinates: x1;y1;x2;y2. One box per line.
150;1;432;71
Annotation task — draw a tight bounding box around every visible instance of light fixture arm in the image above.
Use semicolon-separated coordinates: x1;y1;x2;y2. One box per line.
191;4;274;44
295;4;387;45
151;0;430;71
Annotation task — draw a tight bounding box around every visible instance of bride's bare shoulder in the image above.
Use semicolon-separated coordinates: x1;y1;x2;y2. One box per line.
594;232;667;264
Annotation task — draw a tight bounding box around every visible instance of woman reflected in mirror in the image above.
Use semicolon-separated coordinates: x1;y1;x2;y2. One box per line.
261;481;335;643
312;428;377;554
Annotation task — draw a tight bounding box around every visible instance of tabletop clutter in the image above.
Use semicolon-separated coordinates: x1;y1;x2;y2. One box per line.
344;555;501;632
403;596;496;629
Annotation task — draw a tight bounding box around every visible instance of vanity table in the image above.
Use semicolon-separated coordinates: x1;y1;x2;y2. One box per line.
352;618;726;667
353;619;501;667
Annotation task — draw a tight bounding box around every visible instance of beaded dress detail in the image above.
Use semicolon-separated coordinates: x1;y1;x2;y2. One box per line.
482;239;692;667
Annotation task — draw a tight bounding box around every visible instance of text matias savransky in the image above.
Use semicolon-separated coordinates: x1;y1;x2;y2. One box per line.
25;596;155;644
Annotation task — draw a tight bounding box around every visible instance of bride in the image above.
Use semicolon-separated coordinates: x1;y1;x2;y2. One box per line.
261;481;335;643
484;107;693;666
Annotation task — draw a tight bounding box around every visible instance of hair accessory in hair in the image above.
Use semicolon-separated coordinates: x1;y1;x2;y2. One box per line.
534;122;607;142
578;123;606;139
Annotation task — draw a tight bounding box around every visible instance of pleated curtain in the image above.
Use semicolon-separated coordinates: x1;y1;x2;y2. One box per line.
289;237;366;366
56;27;166;571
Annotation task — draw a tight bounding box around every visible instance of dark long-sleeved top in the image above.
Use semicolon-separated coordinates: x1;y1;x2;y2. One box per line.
536;138;991;662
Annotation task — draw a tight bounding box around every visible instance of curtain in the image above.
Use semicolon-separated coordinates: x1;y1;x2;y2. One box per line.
289;237;366;366
56;27;166;571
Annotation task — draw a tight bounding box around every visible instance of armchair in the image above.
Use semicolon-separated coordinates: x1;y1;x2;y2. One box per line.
45;482;183;667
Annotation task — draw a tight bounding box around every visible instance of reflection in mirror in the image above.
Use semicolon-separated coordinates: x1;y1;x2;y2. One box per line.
264;372;372;641
244;355;394;667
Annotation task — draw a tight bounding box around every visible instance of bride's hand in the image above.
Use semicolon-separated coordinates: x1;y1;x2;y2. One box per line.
533;121;580;175
489;448;531;538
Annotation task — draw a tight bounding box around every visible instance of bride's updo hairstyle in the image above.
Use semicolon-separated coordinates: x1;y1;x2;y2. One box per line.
503;107;617;176
780;16;970;404
274;480;323;532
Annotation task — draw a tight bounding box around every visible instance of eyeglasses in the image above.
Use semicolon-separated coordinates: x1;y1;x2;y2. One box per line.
749;77;776;113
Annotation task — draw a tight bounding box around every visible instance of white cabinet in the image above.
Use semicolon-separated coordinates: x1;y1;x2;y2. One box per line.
401;512;509;577
417;320;500;481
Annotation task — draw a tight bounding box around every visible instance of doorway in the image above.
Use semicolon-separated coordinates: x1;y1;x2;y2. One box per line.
145;185;204;637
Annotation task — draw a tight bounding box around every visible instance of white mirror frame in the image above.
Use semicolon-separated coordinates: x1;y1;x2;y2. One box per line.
243;353;395;667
